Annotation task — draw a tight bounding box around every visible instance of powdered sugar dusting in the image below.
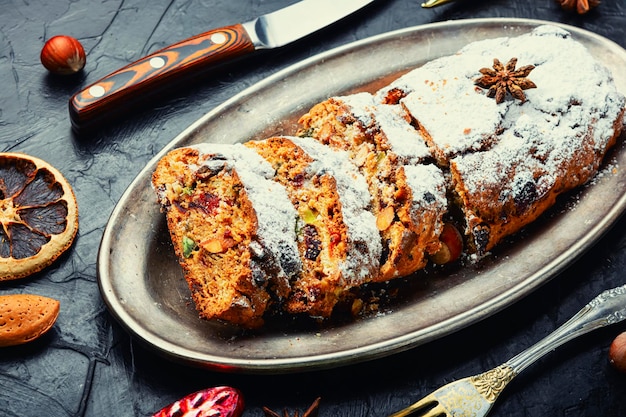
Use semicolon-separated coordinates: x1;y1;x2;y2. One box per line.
403;164;447;222
400;60;507;158
339;92;376;128
448;25;625;200
335;92;432;164
378;25;625;164
374;104;432;164
192;143;302;281
287;136;382;284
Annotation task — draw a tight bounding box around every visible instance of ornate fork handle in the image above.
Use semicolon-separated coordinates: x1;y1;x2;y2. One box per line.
466;284;626;407
388;285;626;417
504;284;626;375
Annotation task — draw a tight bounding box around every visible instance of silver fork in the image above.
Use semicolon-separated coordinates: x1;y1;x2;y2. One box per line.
388;284;626;417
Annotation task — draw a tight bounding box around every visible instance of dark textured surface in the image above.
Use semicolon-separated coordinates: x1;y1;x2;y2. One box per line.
1;1;626;416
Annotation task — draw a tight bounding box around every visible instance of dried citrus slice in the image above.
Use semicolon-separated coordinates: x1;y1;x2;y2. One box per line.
0;153;78;280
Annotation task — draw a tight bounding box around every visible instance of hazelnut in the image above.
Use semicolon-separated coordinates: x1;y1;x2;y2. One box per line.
609;331;626;373
40;35;86;75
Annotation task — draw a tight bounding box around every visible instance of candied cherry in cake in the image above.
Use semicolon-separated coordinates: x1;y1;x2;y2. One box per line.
430;223;463;265
192;192;221;215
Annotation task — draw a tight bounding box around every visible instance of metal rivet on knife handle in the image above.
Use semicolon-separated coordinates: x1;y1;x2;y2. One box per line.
68;24;254;130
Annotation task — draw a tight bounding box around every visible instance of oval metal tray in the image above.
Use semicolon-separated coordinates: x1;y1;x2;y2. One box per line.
97;18;626;373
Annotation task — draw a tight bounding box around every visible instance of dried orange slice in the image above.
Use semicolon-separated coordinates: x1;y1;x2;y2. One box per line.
0;153;78;280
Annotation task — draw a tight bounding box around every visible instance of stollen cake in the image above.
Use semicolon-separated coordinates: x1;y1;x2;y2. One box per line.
153;24;625;328
152;144;302;327
245;136;381;317
297;92;446;279
375;25;625;254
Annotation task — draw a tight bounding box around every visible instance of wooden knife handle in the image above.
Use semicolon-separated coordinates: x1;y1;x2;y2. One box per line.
69;23;254;130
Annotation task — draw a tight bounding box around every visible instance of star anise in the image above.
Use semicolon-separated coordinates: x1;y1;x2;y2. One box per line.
475;57;537;104
263;397;321;417
556;0;600;14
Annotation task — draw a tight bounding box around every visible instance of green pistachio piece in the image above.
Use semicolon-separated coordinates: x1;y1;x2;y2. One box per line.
182;236;198;258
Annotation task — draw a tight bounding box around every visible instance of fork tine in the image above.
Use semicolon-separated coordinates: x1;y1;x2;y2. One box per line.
387;395;446;417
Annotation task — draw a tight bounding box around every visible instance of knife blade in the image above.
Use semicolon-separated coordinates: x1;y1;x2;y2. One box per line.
69;0;376;131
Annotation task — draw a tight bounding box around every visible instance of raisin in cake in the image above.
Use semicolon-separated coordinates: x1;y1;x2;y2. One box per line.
297;92;447;279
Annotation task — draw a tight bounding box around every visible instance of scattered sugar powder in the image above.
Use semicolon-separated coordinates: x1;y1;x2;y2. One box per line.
373;104;432;164
192;143;302;282
399;58;507;158
339;93;432;164
288;136;382;285
402;163;448;215
338;92;376;128
395;24;624;220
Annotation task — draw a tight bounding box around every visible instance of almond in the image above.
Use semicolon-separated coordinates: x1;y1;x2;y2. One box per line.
376;206;395;231
0;294;60;347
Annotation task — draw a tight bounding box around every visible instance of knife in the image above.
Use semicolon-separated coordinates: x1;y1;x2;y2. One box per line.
69;0;376;131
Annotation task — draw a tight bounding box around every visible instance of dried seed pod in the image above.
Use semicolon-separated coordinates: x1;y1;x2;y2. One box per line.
152;386;244;417
556;0;600;14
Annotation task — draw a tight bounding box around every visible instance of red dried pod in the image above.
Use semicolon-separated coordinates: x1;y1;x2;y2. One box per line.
152;386;244;417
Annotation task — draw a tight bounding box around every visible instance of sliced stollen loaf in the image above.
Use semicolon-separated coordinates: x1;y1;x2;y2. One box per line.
297;92;447;280
377;25;625;255
152;24;625;328
245;136;381;317
152;144;301;328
